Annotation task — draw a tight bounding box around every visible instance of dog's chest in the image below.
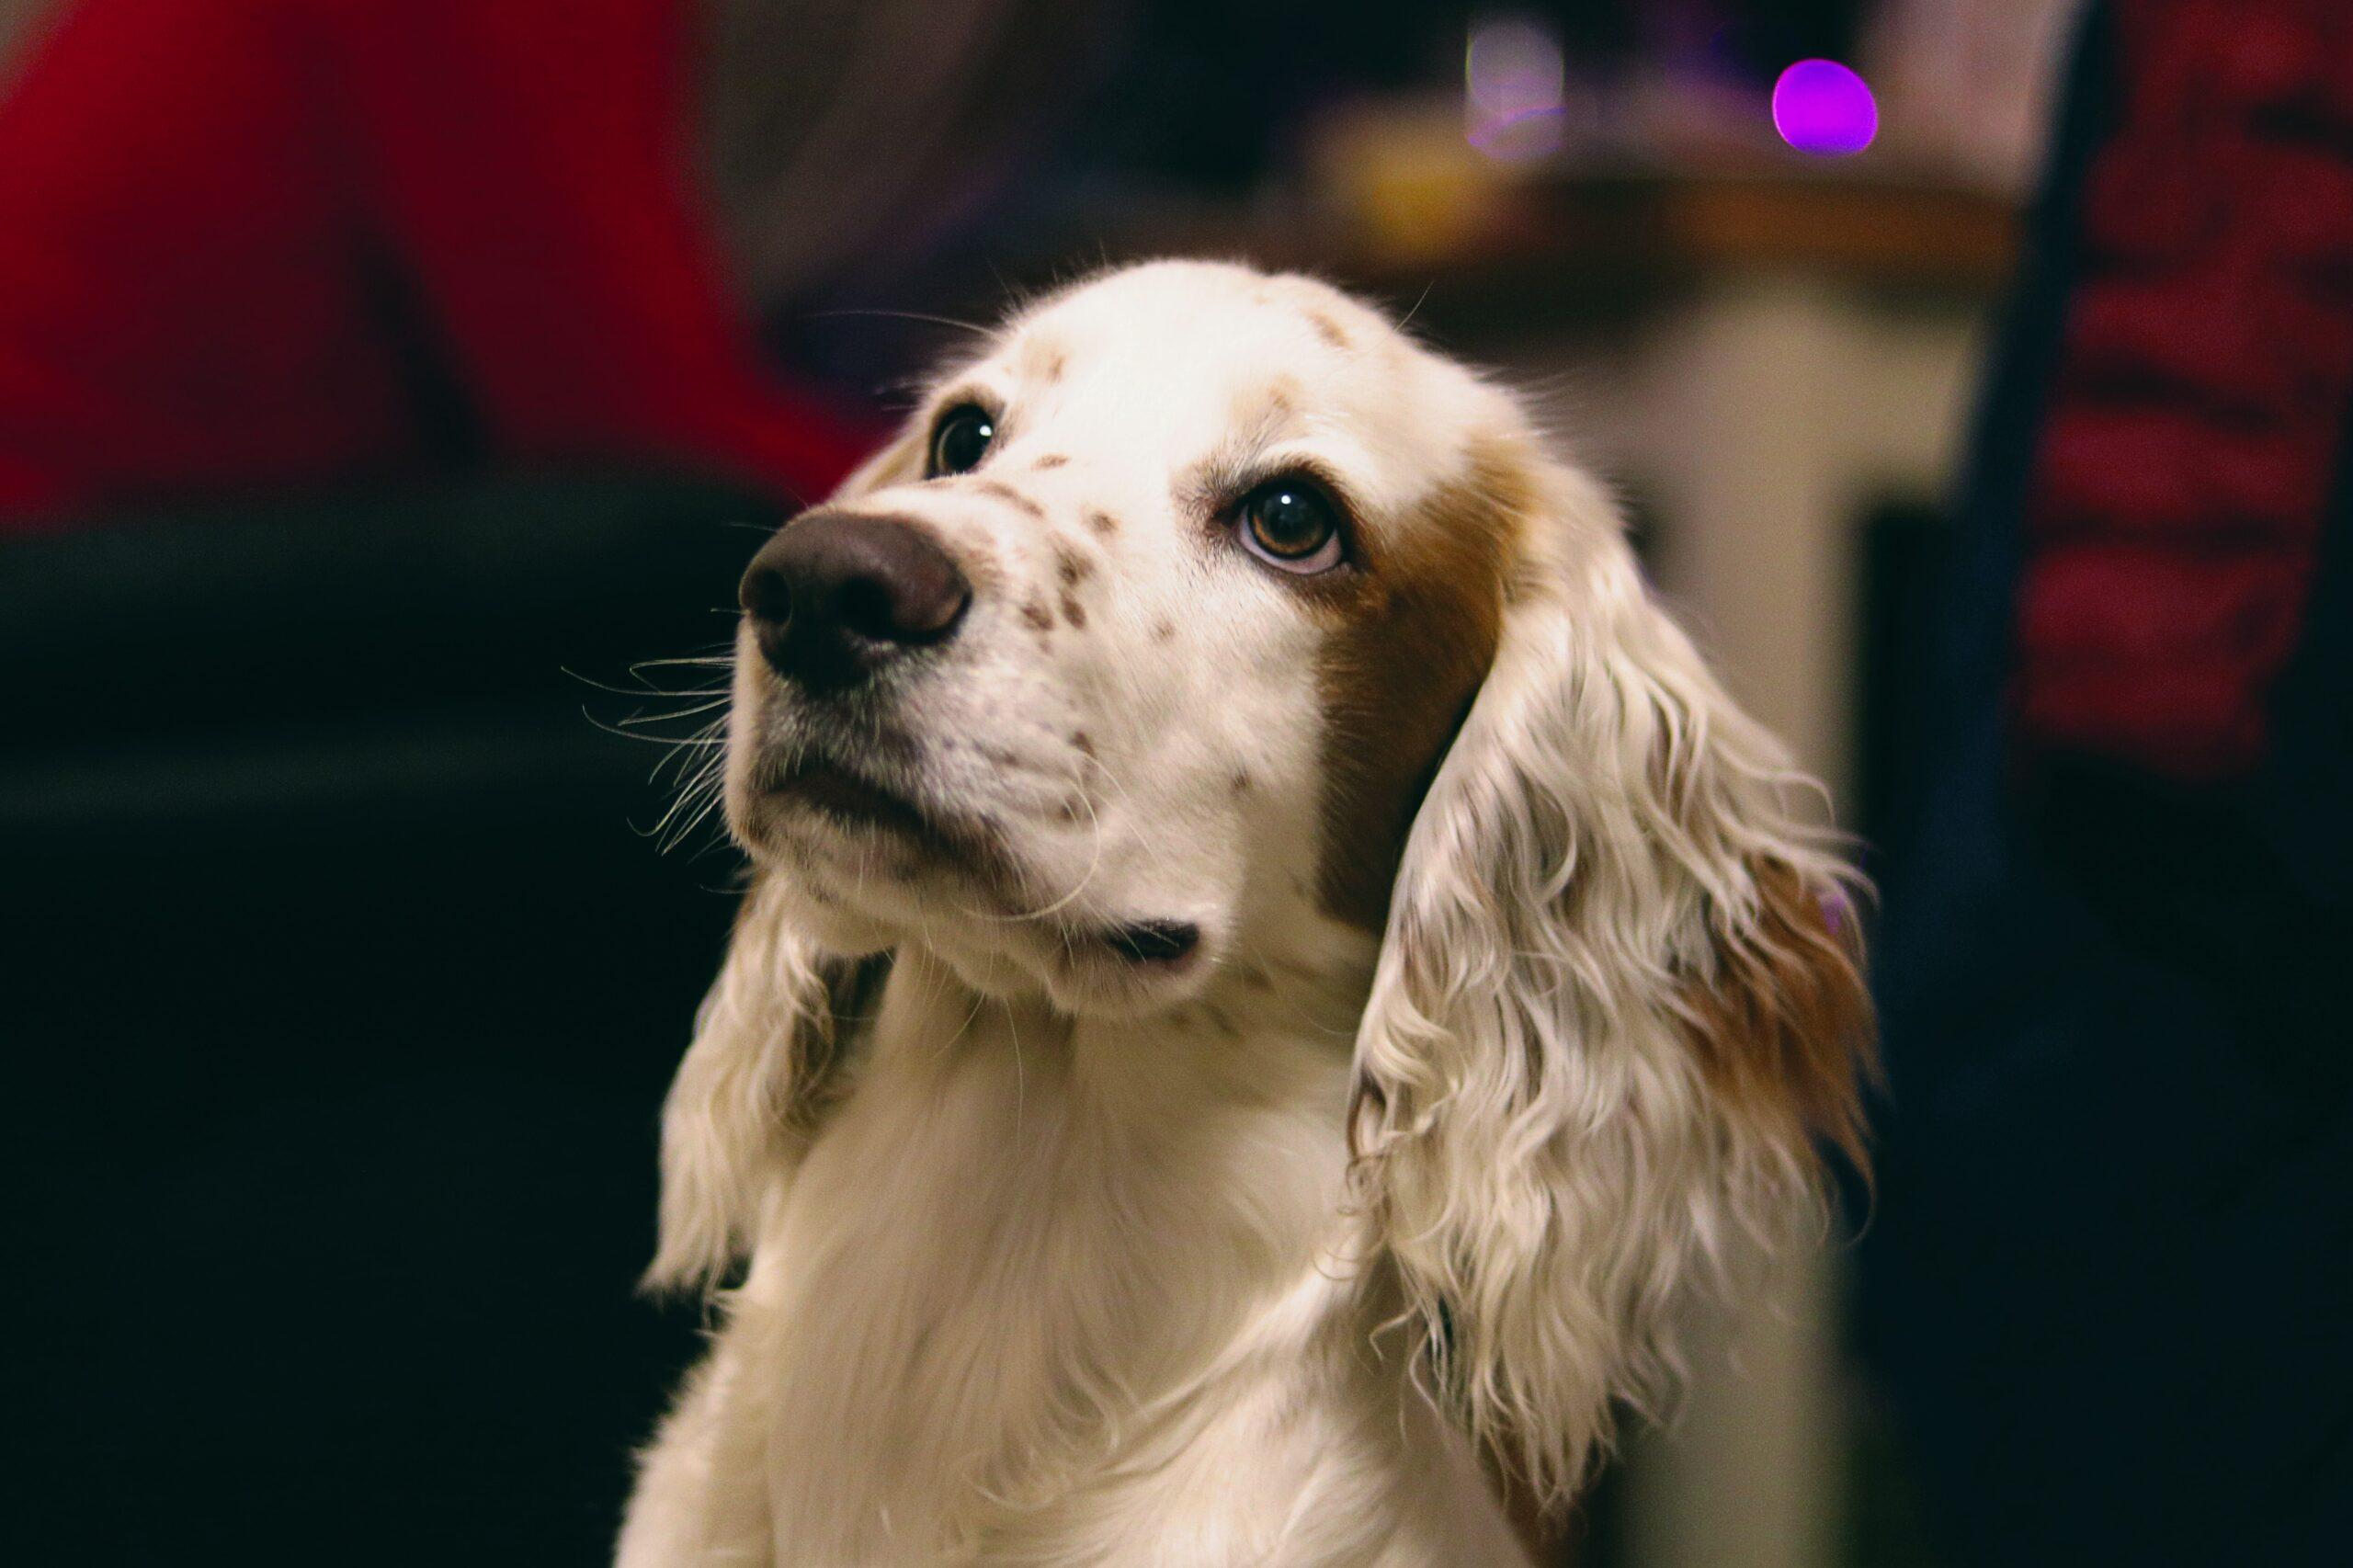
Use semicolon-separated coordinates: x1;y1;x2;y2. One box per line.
731;1007;1357;1557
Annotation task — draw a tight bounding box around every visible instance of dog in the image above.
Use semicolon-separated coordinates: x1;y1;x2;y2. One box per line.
617;260;1871;1566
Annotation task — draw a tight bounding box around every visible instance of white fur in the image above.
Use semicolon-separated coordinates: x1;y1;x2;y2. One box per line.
617;262;1867;1565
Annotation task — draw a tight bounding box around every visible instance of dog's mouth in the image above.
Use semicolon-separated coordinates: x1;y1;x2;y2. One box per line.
1098;919;1202;969
755;747;1007;875
752;740;1208;982
778;767;1202;962
768;756;938;841
754;744;1023;892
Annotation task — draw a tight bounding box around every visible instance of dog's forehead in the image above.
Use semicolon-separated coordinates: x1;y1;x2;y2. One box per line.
969;263;1475;489
1020;264;1373;358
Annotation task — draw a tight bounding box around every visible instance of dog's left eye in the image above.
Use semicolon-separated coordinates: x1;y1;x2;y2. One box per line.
1237;479;1345;574
927;404;996;477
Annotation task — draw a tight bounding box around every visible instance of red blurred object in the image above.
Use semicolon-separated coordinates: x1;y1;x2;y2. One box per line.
2018;0;2353;780
0;0;872;524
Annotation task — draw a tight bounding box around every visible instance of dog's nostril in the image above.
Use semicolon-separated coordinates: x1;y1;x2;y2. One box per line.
838;562;966;644
835;576;893;641
739;562;793;627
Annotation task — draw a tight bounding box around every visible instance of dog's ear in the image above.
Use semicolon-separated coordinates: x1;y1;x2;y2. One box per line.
644;875;885;1295
1347;459;1873;1506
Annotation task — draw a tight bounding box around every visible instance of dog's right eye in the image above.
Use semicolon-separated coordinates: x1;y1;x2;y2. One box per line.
1237;477;1346;574
927;405;996;477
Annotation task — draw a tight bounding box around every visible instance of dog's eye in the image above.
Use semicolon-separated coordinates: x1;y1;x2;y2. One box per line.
1238;479;1344;574
927;404;995;477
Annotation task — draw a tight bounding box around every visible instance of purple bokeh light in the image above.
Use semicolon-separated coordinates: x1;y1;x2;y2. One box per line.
1771;59;1878;157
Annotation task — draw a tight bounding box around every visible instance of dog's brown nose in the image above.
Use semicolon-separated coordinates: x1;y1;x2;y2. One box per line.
740;510;971;691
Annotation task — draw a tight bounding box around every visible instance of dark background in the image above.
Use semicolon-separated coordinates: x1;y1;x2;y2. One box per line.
1;4;2053;1564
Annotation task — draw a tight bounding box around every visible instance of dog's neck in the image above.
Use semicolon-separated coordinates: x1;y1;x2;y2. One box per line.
734;937;1434;1554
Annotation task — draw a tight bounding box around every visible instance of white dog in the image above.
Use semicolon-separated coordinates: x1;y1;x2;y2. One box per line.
618;260;1871;1566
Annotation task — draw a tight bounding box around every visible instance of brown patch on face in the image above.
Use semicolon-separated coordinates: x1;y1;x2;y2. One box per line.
950;541;1006;598
1245;377;1302;428
1053;543;1093;587
1060;593;1087;629
1070;730;1096;759
1086;509;1120;539
1313;438;1523;930
1230;770;1252;795
1021;598;1054;632
1682;860;1877;1174
976;479;1044;519
1032;453;1070;470
1154;617;1176;642
1019;337;1067;384
1304;308;1353;351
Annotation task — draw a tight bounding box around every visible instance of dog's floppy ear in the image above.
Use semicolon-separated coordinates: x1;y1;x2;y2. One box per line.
1348;459;1872;1506
644;875;884;1294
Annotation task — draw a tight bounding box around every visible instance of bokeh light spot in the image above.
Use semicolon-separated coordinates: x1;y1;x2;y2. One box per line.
1771;59;1878;157
1466;17;1566;164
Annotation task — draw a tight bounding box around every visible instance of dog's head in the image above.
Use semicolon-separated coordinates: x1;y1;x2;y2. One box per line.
663;259;1872;1503
722;260;1521;1009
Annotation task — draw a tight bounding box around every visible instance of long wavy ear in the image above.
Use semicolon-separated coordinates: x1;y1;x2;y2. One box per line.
644;875;886;1294
1348;457;1873;1508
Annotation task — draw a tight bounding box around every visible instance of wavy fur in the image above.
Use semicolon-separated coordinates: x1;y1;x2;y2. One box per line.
619;261;1870;1564
1349;459;1871;1506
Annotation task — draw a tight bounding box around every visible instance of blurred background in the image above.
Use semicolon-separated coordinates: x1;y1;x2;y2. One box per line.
6;2;2347;1564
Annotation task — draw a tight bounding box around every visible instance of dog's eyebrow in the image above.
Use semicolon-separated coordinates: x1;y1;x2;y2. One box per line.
926;382;997;417
1014;335;1068;385
1171;444;1252;517
1172;442;1339;520
1171;380;1313;515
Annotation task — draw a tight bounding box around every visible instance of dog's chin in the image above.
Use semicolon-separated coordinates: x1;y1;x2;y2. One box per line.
791;887;1221;1019
772;887;901;958
1036;915;1216;1017
728;763;1223;1017
891;912;1217;1019
729;810;1213;1021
